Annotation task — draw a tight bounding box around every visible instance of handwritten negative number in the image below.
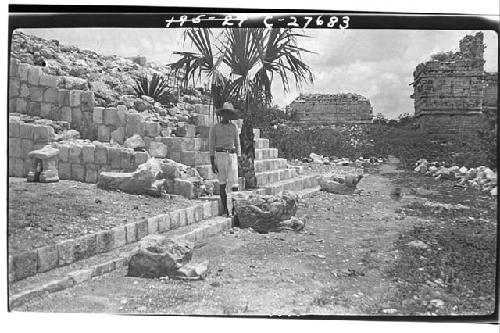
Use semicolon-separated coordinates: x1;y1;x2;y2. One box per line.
288;16;299;27
340;16;349;29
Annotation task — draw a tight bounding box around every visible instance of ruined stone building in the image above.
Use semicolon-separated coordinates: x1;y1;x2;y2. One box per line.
411;32;498;136
287;93;373;124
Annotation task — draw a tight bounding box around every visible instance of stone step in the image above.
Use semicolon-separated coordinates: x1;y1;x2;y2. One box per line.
255;148;278;160
8;213;233;309
255;168;297;186
262;174;321;195
254;158;288;173
255;138;269;149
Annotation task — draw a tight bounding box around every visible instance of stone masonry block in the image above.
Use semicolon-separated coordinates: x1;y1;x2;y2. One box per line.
70;90;81;107
194;204;204;223
93;107;104;124
157;214;171;233
40;103;53;118
18;62;29;81
111;226;127;249
71;107;83;126
9;78;20;97
39;74;59;87
27;66;42;85
85;166;98;183
95;145;108;164
57;144;70;162
125;113;143;137
21;139;34;156
43;88;58;103
108;147;122;169
57;239;75;266
178;209;187;228
20;123;33;140
81;144;95;163
98;125;111;142
71;164;86;182
73;234;97;261
133;151;149;166
27;102;41;116
33;125;52;144
19;83;29;98
69;145;82;164
149;141;168;158
116;105;127;126
15;98;27;113
120;149;133;170
80;91;95;112
104;107;118;126
125;223;137;244
202;201;213;219
169;210;180;230
61;106;72;123
9;58;19;77
96;230;114;254
28;86;42;102
58;89;70;106
211;200;220;216
9;98;17;113
12;251;38;280
147;217;159;234
10;158;25;177
143;121;160;137
58;162;71;179
9;138;21;158
136;219;149;240
185;206;196;225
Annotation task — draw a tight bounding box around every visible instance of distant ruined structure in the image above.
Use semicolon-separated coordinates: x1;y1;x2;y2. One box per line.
411;32;498;136
287;93;373;124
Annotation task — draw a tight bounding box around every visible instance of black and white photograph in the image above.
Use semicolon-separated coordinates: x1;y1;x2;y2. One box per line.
4;2;499;327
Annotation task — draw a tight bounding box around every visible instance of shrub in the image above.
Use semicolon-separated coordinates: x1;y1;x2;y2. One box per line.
262;122;496;170
133;73;174;105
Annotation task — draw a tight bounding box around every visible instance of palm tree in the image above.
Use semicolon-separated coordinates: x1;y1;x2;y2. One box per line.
170;27;314;188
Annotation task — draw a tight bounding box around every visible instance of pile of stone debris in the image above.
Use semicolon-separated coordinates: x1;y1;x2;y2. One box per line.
302;153;383;167
414;159;497;196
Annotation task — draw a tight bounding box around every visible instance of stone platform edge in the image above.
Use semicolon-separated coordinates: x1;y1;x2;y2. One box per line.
8;197;222;283
9;215;234;309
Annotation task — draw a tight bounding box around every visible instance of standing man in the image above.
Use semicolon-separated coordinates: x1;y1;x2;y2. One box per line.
209;102;241;216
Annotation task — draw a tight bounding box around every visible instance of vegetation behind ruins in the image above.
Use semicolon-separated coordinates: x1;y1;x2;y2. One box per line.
256;109;497;170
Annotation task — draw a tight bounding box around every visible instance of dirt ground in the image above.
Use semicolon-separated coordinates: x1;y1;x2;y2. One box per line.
8;178;192;254
13;160;497;316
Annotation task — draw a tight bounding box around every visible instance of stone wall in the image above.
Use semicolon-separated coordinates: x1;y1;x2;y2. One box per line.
8;117;150;182
416;113;487;137
411;32;492;136
483;72;498;117
288;93;373;124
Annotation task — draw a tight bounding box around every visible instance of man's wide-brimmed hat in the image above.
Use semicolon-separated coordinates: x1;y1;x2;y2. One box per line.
216;102;241;120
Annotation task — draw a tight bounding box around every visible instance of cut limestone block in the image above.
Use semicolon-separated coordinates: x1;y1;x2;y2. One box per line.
175;124;196;137
149;141;168;158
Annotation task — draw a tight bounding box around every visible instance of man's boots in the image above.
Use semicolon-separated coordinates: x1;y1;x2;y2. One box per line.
219;184;228;216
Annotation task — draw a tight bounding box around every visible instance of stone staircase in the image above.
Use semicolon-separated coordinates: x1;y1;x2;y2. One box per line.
158;126;321;196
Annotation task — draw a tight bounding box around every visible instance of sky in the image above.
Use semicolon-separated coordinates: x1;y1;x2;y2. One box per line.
20;28;498;119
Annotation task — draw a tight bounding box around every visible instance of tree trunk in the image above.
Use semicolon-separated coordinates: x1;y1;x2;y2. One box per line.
239;114;257;189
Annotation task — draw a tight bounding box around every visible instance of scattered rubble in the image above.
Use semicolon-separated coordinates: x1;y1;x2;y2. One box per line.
414;159;497;196
127;234;196;279
318;173;363;194
233;191;301;233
